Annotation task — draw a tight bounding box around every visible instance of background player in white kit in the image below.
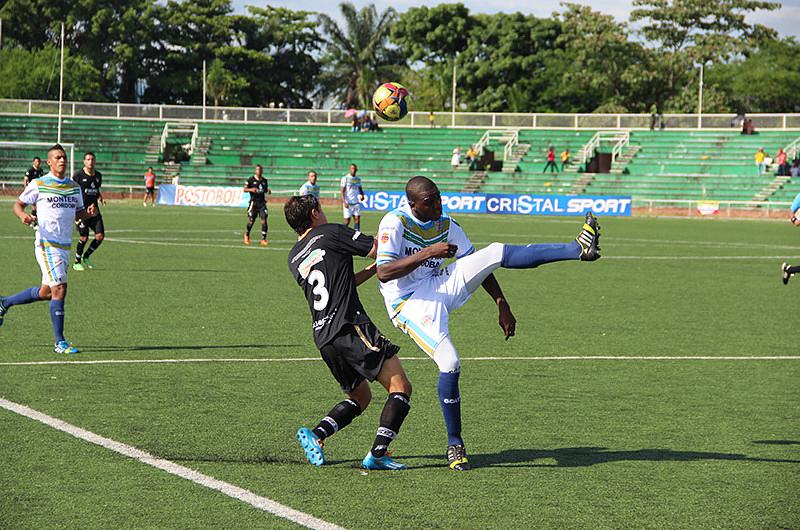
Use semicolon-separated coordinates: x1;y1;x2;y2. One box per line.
375;176;601;471
0;144;98;354
340;163;364;231
299;170;320;199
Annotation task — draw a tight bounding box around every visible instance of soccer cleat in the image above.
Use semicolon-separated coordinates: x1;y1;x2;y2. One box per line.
362;452;407;470
782;262;791;285
297;427;325;467
244;234;251;245
0;297;7;327
82;257;94;270
260;239;269;247
72;262;85;271
54;340;79;354
447;444;471;471
576;212;601;261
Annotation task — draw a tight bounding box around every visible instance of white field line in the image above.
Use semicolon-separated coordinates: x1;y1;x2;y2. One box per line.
1;355;798;367
0;397;345;530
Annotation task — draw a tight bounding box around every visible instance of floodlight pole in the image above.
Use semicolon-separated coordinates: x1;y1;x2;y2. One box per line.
202;60;207;121
57;23;65;144
451;58;456;128
697;62;704;129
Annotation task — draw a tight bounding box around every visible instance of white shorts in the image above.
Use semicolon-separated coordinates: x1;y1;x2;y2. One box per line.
343;203;361;219
35;243;69;286
390;243;505;357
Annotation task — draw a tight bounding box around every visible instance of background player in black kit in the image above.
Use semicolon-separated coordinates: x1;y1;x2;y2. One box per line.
285;194;413;470
243;164;270;246
72;152;105;271
24;156;44;226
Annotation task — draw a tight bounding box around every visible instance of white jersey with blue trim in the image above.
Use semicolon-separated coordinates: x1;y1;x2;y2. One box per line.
299;181;320;199
340;174;362;204
18;172;84;250
376;203;474;317
791;192;800;214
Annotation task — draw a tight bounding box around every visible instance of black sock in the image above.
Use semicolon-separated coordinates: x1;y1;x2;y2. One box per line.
261;222;268;240
75;240;86;263
312;399;362;440
83;239;102;259
789;265;800;275
246;221;254;236
371;392;411;457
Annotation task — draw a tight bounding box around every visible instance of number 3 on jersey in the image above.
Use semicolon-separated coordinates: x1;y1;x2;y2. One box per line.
308;269;329;310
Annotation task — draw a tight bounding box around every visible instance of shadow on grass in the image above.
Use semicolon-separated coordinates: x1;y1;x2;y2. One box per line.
752;440;800;445
86;344;304;353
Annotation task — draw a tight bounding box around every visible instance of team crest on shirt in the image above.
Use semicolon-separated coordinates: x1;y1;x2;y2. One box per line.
298;249;326;279
380;232;390;243
421;315;434;327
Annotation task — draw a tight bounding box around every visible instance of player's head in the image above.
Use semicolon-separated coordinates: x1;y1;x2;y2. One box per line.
147;166;153;172
349;163;357;175
255;164;263;178
406;176;442;221
32;156;41;168
47;144;67;177
308;170;317;184
285;194;327;235
83;152;96;171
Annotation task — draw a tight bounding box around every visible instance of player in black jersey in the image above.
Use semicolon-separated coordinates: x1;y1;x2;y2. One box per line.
72;152;105;271
243;164;271;246
285;194;413;470
24;156;44;226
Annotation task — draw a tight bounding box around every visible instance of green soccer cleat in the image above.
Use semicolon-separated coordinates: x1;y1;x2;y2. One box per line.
73;262;85;271
82;257;95;269
54;340;80;354
576;212;601;261
447;444;471;471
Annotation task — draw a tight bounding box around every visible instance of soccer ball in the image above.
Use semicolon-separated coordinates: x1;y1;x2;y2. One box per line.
373;82;409;121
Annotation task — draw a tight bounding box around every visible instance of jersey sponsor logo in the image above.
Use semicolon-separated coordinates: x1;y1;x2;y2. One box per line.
403;246;440;268
312;310;337;330
298;249;326;279
290;234;325;264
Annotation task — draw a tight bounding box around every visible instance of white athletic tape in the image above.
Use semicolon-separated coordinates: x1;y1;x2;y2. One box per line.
0;397;346;530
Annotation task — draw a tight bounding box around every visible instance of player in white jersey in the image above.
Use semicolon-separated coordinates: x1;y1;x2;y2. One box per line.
340;163;364;231
0;144;98;354
299;170;320;199
376;176;601;471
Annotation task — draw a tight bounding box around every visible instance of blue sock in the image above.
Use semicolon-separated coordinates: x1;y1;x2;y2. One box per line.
438;371;463;446
50;300;65;343
4;286;41;307
501;241;581;269
354;220;360;231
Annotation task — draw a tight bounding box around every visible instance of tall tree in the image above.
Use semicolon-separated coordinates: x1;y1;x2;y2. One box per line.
0;46;101;100
317;2;402;109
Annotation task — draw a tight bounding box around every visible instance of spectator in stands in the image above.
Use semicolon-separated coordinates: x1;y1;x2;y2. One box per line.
791;160;799;178
560;148;571;172
429;111;435;128
451;147;461;169
776;148;789;176
650;104;658;130
465;145;478;169
143;167;157;207
742;119;756;135
351;116;360;133
754;147;768;176
543;147;558;174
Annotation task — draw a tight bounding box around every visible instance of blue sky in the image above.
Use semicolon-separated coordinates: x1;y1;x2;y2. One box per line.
232;0;800;39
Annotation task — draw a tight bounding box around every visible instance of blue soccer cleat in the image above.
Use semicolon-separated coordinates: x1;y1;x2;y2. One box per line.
297;427;325;466
54;340;80;355
0;297;7;327
362;452;407;470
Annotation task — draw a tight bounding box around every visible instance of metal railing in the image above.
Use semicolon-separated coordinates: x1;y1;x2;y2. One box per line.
581;131;631;164
3;98;800;130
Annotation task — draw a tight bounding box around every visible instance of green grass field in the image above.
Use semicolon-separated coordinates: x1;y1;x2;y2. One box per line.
1;201;798;529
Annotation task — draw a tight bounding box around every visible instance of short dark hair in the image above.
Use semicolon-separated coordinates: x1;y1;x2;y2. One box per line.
255;164;263;169
48;144;65;155
284;195;319;234
32;156;41;162
84;151;95;159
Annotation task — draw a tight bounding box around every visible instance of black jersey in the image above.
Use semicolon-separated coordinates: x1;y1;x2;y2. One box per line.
73;169;103;208
24;166;44;184
246;176;269;205
288;224;375;348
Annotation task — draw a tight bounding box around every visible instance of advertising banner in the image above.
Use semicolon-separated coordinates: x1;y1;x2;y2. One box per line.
157;185;249;208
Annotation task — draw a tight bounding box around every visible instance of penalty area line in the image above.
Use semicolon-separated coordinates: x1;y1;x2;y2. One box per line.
0;397;346;530
1;355;799;367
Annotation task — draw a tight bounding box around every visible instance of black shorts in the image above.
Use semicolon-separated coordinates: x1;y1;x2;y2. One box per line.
319;321;400;393
145;187;155;196
77;213;104;237
248;203;268;221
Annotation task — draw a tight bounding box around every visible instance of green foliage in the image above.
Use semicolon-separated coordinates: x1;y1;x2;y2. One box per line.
0;46;102;100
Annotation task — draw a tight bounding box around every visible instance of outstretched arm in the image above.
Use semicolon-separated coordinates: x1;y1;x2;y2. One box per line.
481;273;516;340
376;242;457;282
